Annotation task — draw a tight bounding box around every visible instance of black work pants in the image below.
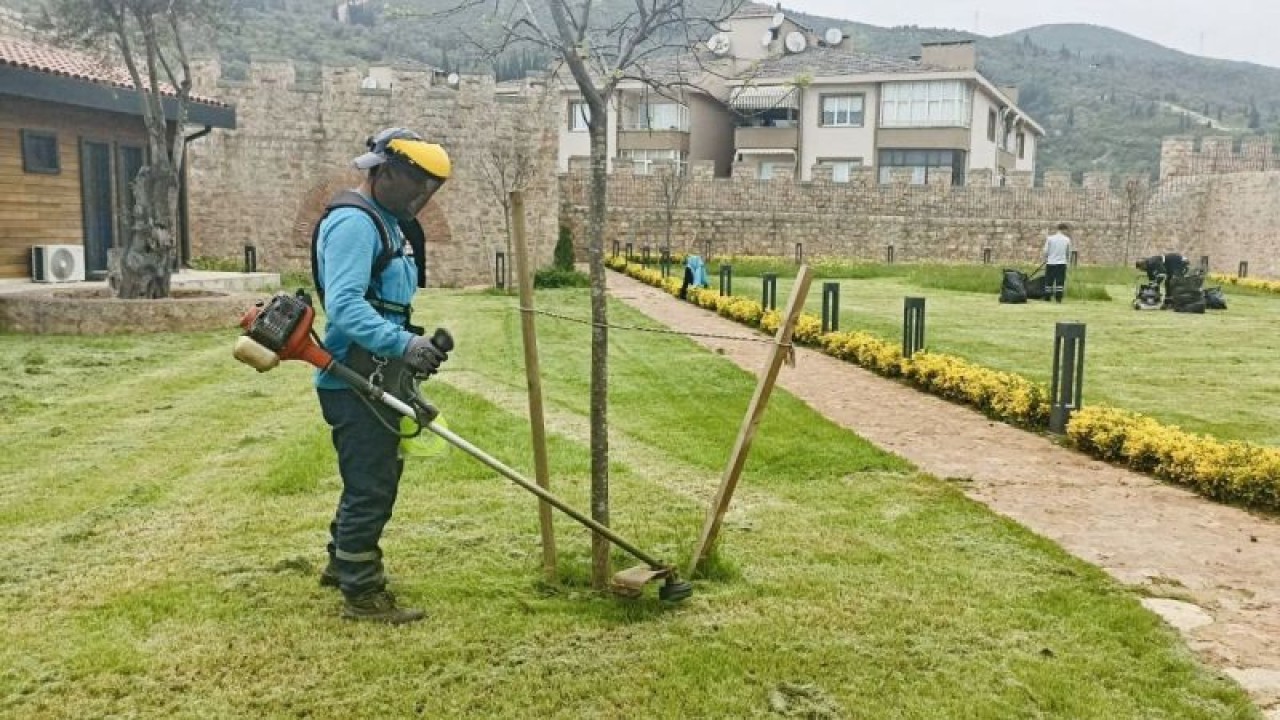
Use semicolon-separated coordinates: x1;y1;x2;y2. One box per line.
1045;264;1067;301
318;388;404;597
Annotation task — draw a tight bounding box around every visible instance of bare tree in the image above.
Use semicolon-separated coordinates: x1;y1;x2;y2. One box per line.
477;84;553;290
38;0;224;298
425;0;745;587
653;158;690;254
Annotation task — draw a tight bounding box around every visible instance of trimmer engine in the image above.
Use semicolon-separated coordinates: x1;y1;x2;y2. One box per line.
235;292;333;372
244;291;312;352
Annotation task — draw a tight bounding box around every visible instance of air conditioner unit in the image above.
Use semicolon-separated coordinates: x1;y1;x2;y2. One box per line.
31;245;86;283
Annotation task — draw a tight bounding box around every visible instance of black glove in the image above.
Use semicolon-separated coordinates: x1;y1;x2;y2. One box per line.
404;335;448;377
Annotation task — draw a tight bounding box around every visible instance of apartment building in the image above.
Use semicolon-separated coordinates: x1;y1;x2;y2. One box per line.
553;3;1043;186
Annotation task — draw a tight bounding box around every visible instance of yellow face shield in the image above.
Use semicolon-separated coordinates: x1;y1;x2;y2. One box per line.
386;138;451;181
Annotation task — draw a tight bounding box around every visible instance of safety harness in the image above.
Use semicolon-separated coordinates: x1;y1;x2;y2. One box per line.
309;190;428;325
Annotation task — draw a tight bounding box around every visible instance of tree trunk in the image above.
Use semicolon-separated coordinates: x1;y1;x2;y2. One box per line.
115;161;178;299
587;118;611;589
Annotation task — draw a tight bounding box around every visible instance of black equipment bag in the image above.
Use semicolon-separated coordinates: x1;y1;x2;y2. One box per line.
1025;274;1047;300
1203;286;1227;310
999;269;1028;304
1168;273;1206;312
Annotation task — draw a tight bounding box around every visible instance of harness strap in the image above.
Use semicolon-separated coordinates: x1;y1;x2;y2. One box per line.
310;190;422;327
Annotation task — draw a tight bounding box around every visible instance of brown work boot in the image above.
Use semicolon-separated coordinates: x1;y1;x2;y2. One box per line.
341;589;426;624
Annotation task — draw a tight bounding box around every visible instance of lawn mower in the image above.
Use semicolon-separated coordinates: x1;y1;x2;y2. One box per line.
232;290;693;603
1132;273;1164;310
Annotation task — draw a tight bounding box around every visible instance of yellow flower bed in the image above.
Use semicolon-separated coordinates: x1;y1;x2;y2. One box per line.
1209;273;1280;294
609;257;1046;427
609;256;1280;510
1067;406;1280;511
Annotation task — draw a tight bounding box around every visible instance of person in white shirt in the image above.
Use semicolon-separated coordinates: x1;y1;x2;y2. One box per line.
1042;223;1072;303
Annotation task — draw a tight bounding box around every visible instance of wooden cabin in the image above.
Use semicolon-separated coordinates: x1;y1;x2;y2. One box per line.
0;37;235;281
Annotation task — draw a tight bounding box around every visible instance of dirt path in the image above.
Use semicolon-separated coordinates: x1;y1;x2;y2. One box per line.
608;272;1280;716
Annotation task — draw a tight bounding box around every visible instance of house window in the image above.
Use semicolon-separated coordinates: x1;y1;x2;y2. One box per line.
877;149;966;186
879;81;971;128
568;101;591;132
1017;132;1027;159
621;148;685;175
633;103;689;131
987;109;997;142
21;130;60;174
820;158;863;182
820;94;865;127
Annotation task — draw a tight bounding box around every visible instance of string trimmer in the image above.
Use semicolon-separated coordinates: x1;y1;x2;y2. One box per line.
232;291;693;603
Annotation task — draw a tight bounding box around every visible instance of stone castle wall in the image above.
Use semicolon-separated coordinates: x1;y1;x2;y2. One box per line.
185;60;560;287
1153;137;1280;275
560;159;1151;267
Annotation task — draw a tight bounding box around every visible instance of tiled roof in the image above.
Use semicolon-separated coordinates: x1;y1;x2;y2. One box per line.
0;37;227;107
751;47;941;80
733;2;781;18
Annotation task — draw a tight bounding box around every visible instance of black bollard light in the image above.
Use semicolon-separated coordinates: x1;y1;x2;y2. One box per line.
703;239;713;263
243;244;258;273
762;272;778;311
795;242;804;266
1070;250;1079;268
494;251;507;290
1239;261;1249;279
903;297;926;359
821;282;840;333
885;245;895;264
1049;322;1087;434
1200;255;1210;274
719;264;733;297
982;247;992;265
612;240;620;258
660;248;672;279
625;242;633;261
642;245;651;265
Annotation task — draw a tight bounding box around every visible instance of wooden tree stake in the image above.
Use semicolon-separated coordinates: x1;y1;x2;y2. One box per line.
689;265;814;576
510;191;557;581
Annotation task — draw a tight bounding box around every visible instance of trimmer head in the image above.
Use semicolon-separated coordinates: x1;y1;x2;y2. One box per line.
658;576;694;603
611;564;693;602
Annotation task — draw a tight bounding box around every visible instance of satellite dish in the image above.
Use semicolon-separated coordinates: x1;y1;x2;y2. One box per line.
770;12;785;28
708;32;732;56
446;72;460;87
824;27;843;46
784;31;807;54
760;30;774;48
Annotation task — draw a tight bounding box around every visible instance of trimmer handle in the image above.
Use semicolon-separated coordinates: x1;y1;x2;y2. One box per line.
430;328;454;354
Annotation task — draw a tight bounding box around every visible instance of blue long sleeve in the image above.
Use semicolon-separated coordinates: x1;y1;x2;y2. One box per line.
314;206;417;390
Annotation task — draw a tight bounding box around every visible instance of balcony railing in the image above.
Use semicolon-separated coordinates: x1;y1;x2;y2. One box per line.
735;126;799;151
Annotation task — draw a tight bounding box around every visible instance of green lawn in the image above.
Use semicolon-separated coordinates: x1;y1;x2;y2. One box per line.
704;261;1280;446
0;289;1258;718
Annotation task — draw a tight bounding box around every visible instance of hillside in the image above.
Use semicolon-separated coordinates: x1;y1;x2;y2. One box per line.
7;0;1279;180
1002;24;1186;62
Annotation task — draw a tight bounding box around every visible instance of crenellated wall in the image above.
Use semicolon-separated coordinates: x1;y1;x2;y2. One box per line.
1159;135;1277;180
179;77;1279;284
185;58;560;287
560;159;1151;267
1154;136;1280;276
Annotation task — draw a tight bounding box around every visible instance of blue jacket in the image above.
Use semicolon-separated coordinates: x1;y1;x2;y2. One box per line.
685;255;710;288
313;198;417;390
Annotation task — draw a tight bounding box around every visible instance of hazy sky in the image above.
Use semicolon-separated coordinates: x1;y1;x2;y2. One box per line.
783;0;1280;69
